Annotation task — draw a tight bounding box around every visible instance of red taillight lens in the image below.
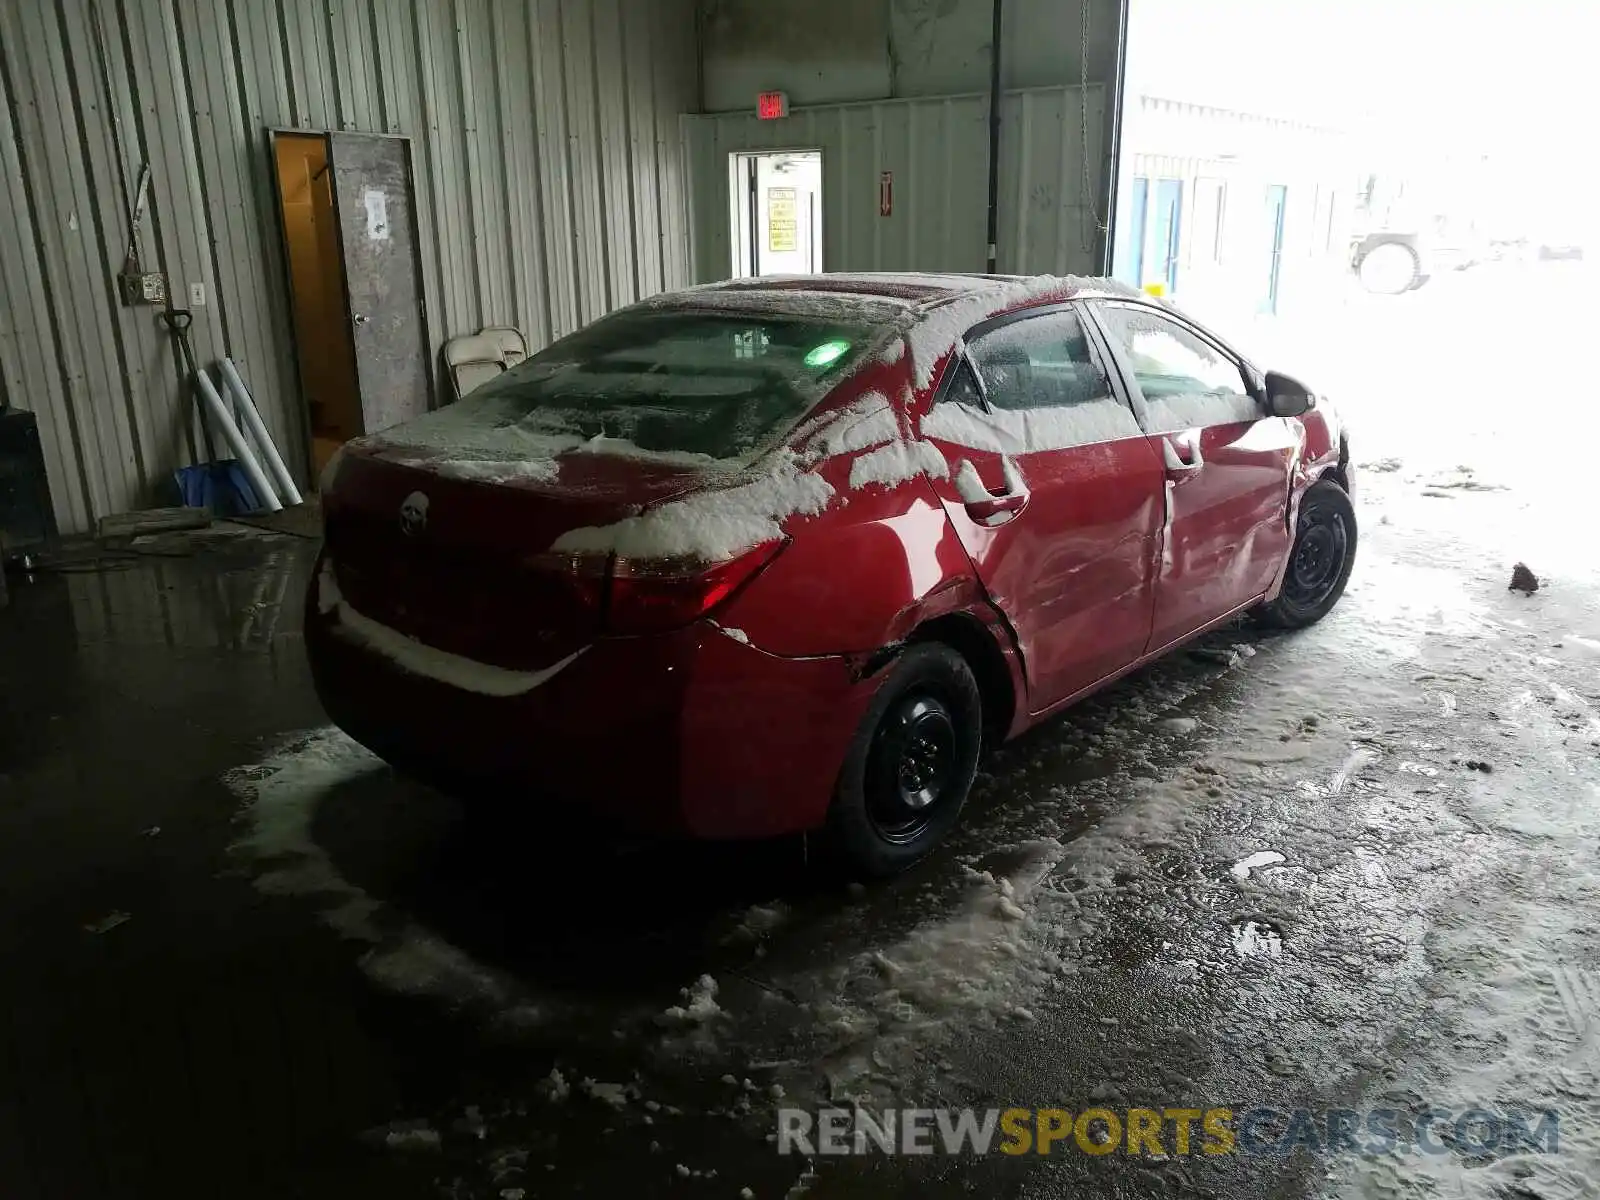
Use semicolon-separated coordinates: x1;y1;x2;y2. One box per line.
605;540;785;635
523;551;611;612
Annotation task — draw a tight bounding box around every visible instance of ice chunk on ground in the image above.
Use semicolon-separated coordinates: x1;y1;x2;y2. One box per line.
1229;851;1287;880
660;974;722;1024
578;1078;629;1110
731;901;789;939
372;1119;441;1151
539;1068;570;1102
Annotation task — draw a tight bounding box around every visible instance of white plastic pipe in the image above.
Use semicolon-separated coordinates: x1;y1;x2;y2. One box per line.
220;357;303;506
196;370;282;513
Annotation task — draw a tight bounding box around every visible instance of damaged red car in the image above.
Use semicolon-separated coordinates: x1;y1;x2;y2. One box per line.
308;274;1354;875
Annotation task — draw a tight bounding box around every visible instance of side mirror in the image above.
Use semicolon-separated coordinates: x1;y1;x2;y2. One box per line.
1264;370;1317;417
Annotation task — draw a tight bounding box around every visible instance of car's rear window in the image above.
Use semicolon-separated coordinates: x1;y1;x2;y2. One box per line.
467;308;880;461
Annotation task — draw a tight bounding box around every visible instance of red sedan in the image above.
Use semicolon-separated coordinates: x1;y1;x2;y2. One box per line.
308;274;1354;875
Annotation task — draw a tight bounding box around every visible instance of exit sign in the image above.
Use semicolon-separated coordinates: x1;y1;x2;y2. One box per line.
757;91;788;120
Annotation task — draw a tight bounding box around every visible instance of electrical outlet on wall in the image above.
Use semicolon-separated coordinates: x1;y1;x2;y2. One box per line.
188;282;206;307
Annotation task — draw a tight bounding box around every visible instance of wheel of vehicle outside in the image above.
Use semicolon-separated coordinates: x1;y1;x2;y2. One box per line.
826;642;982;877
1254;479;1358;630
1357;242;1421;295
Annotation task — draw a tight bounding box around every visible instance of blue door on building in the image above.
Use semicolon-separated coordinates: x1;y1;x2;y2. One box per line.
1113;177;1148;286
1261;184;1287;313
1151;179;1183;291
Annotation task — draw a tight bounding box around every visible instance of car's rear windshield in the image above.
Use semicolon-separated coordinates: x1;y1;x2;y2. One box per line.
467;308;880;461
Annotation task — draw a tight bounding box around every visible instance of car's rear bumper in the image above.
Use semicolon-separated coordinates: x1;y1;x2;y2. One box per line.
304;559;876;840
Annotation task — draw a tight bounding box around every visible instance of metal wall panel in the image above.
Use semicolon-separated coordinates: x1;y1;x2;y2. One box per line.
0;0;696;536
684;84;1106;283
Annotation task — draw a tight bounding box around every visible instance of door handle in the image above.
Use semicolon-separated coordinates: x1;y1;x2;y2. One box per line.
352;312;370;325
1162;431;1205;478
957;458;1030;525
965;488;1029;524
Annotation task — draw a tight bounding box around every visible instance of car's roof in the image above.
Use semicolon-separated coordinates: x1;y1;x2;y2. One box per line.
641;272;1144;325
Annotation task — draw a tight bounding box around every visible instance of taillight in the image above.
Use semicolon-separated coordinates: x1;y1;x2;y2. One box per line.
605;540;785;635
524;551;610;613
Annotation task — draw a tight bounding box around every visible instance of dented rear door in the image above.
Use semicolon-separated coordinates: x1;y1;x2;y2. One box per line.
916;306;1166;714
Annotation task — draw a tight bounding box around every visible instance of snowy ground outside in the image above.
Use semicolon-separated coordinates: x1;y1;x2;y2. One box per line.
1;258;1597;1199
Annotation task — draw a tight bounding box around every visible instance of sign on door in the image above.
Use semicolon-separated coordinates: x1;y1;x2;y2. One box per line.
768;187;797;252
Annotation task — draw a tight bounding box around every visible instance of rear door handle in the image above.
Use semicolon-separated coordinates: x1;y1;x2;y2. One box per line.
966;488;1029;524
1162;431;1205;478
963;457;1030;525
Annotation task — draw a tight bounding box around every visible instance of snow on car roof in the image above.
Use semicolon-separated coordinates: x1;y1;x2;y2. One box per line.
649;272;1139;318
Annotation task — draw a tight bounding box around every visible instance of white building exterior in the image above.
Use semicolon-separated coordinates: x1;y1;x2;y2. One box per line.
1112;93;1359;324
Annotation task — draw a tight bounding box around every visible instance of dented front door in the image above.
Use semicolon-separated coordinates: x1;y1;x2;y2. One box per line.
1090;300;1299;652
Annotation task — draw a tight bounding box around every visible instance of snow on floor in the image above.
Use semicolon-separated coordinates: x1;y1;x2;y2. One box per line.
1324;623;1600;1200
227;415;1600;1195
226;727;550;1021
749;749;1260;1106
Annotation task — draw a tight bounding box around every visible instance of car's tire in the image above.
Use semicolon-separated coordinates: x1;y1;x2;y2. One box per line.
1357;241;1421;295
1254;479;1358;630
824;642;982;878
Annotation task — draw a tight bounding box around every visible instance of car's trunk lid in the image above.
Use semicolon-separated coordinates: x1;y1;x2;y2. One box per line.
323;441;711;671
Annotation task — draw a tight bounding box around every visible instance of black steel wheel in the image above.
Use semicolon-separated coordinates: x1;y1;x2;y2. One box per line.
1255;479;1357;630
826;643;982;877
864;692;960;845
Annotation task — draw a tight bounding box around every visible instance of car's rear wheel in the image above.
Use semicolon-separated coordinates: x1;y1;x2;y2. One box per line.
1357;242;1421;295
1254;479;1357;630
825;643;982;877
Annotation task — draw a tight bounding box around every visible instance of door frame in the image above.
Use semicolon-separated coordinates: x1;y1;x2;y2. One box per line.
727;147;825;277
1114;175;1149;286
1262;183;1288;314
1152;177;1184;292
264;127;435;479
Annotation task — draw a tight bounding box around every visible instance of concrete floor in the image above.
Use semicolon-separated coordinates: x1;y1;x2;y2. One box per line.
2;261;1598;1200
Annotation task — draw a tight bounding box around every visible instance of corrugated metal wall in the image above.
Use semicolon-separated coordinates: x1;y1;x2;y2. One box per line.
684;84;1106;283
0;0;697;536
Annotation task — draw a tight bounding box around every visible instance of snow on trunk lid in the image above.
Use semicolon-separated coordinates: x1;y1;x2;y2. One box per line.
323;450;700;671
